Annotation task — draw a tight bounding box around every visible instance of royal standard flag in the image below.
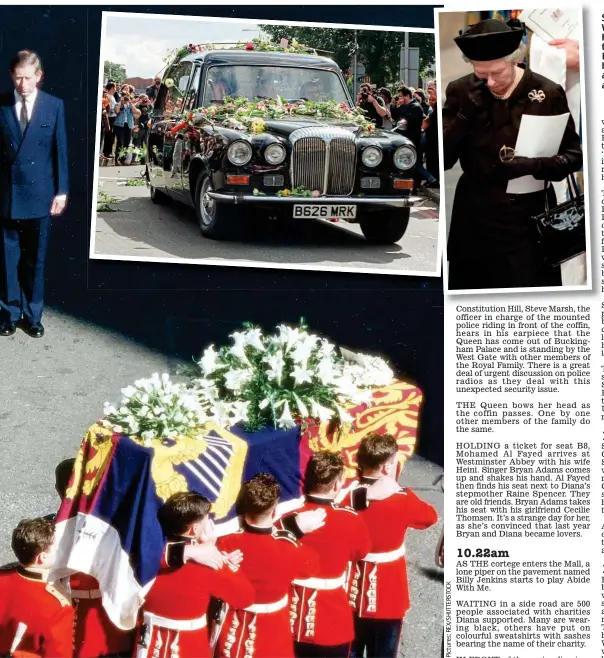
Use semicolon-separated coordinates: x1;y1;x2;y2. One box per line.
52;379;422;629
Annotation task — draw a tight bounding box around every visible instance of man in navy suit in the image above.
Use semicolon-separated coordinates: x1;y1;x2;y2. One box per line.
0;50;68;338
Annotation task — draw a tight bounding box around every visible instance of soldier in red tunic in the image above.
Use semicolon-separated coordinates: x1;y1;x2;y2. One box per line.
340;433;438;658
136;492;255;658
278;451;372;658
215;474;320;658
0;517;73;657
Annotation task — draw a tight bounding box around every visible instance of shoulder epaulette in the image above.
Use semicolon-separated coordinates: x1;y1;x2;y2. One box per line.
272;528;298;546
333;504;358;515
45;583;71;608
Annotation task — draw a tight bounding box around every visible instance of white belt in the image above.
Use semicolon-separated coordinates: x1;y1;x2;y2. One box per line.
293;572;347;591
244;595;288;614
71;589;102;599
363;543;406;564
143;611;207;632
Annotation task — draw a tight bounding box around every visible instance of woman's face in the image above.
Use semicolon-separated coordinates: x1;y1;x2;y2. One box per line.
472;58;516;95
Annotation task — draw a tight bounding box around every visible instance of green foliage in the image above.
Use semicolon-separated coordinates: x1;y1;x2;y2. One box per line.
259;26;435;88
104;61;126;84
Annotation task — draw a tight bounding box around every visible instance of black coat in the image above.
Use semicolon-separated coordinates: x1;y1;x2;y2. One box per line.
443;68;582;262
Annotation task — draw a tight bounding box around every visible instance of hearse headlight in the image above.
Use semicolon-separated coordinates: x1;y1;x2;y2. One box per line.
264;143;286;165
227;141;253;166
361;146;383;168
394;145;417;170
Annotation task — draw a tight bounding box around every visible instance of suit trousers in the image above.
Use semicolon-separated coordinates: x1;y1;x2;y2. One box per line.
350;617;403;658
0;216;51;323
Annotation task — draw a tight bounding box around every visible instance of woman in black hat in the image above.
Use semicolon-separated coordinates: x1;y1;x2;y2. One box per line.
443;18;582;290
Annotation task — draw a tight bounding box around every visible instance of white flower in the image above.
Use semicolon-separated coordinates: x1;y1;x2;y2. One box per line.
104;403;117;416
230;400;250;424
113;424;124;434
161;373;170;384
263;351;285;383
310;399;334;423
291;364;313;386
293;393;309;418
316;358;339;385
336;404;354;423
243;327;265;352
199;345;221;376
275;325;302;352
121;386;137;399
317;338;336;358
277;400;296;429
119;406;129;415
228;331;251;363
224;368;252;392
259;398;270;410
290;335;318;367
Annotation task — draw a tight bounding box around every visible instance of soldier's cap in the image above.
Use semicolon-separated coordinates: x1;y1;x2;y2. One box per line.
454;18;525;62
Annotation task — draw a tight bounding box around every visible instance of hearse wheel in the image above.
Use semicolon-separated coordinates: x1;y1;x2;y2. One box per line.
360;208;410;245
195;175;238;240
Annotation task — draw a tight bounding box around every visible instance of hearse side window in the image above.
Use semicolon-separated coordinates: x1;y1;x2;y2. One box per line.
183;65;201;112
162;60;194;119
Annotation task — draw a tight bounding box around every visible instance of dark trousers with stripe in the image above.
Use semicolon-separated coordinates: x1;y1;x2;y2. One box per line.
295;641;351;657
350;617;403;658
0;216;50;324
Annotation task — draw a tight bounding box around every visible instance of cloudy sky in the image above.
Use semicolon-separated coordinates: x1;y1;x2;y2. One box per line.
103;14;263;80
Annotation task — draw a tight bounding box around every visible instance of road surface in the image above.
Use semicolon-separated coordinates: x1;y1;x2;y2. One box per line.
92;165;441;277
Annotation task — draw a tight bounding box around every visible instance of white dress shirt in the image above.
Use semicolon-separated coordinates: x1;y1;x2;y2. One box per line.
14;88;67;203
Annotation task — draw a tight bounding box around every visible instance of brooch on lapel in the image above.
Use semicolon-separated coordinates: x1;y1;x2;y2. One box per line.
528;89;546;103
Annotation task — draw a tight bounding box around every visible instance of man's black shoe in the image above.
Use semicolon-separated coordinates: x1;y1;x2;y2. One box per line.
20;321;45;338
0;319;16;336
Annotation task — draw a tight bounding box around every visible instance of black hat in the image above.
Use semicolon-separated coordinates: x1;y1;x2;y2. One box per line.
454;18;524;62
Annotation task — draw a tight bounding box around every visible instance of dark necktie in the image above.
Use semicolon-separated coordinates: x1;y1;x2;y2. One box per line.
20;101;28;133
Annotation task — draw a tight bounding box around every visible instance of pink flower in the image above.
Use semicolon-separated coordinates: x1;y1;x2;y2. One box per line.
245;42;255;50
312;190;321;198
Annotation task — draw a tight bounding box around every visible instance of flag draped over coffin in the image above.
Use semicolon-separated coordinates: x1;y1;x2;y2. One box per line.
52;379;422;630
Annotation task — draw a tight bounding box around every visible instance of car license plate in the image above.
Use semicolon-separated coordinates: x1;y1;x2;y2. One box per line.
293;204;357;219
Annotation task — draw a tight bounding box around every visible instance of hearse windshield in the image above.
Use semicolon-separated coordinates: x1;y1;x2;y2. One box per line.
203;65;350;106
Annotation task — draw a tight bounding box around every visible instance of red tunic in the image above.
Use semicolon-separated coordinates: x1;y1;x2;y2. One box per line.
0;567;74;657
278;496;371;647
342;478;438;620
71;572;133;657
136;560;254;658
215;523;319;658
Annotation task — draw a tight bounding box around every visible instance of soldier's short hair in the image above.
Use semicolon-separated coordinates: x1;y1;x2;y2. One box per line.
55;458;76;500
304;451;345;493
10;50;43;74
239;473;280;518
158;492;211;538
357;432;398;471
12;518;55;566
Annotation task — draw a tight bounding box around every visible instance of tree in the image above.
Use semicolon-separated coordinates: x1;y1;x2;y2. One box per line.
104;61;126;84
259;26;434;88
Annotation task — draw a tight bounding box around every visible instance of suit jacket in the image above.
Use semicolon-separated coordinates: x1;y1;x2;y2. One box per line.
0;89;68;219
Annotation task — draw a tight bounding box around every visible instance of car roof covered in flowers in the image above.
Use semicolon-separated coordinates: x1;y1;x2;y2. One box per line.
176;49;342;71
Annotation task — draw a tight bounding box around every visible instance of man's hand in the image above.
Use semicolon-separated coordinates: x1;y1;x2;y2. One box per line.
295;508;327;534
366;476;400;502
548;38;580;70
50;196;67;216
183;543;226;570
223;549;243;568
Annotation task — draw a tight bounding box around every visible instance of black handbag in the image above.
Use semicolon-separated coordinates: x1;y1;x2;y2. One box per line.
533;174;585;267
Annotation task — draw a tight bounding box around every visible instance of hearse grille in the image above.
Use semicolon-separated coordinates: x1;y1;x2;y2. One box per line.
290;127;356;196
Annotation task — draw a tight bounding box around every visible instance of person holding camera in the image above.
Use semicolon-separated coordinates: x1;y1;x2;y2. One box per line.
113;93;141;165
356;83;388;128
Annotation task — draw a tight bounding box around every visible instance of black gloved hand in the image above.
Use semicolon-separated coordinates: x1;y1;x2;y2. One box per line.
492;156;540;181
458;79;491;121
